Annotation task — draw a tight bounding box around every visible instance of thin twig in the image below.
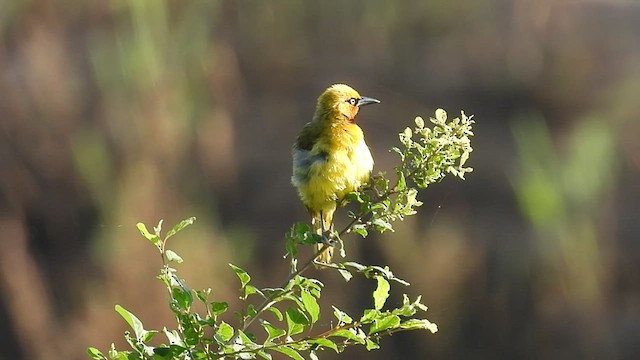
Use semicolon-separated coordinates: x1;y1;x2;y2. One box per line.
225;244;331;345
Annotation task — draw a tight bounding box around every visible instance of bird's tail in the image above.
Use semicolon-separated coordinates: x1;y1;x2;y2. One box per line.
316;243;333;264
311;209;334;266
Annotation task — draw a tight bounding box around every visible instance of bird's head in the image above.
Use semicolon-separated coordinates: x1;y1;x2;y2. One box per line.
314;84;380;123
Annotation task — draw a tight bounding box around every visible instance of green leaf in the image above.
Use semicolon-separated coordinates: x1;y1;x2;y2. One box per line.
229;263;251;288
290;223;322;245
396;171;406;191
245;284;264;298
257;350;273;360
369;314;401;334
332;306;352;324
247;304;258;318
195;288;211;303
141;330;157;343
403;127;412;139
435;108;447;123
360;309;378;324
260;319;286;342
165;217;196;239
343;262;367;271
115;305;147;341
165;250;183;263
136;223;161;249
373;276;390;311
293;222;311;236
285;307;309;336
337;267;353;282
266;307;283;321
330;329;365;344
87;347;107;360
154;219;163;237
365;338;380;351
372;218;394;233
351;224;368;238
237;330;257;346
163;328;184;347
309;338;339;353
301;290;320;324
210;301;228;316
153;345;186;359
214;321;234;342
285;231;298;257
273;346;305;360
171;287;193;310
399;319;438;333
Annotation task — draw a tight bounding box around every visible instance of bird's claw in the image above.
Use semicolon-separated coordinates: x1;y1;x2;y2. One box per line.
321;231;335;246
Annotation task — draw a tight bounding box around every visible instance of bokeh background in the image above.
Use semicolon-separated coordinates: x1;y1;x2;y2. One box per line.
1;1;639;359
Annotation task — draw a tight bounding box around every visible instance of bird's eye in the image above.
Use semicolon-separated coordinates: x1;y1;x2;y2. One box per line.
348;98;357;106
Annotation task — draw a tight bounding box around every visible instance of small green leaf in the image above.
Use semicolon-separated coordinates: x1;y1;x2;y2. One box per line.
136;223;161;248
330;329;365;344
195;288;211;303
337;267;353;282
115;305;146;341
247;304;258;318
165;217;196;239
266;306;283;321
285;307;309;336
396;171;406;191
365;338;380;351
332;306;352;324
237;330;257;345
273;346;305;360
399;319;438;333
259;319;286;342
87;347;107;360
154;219;163;237
373;276;390;311
309;338;339;353
152;345;186;359
343;262;367;271
229;263;251;288
301;290;320;324
435;108;447;123
369;314;401;334
286;233;297;257
293;222;311;236
404;127;412;139
136;222;153;239
372;218;394;233
141;330;157;342
165;250;183;263
211;301;228;316
360;309;378;324
171;287;193;310
163;328;184;346
245;284;264;298
352;224;368;238
215;321;234;342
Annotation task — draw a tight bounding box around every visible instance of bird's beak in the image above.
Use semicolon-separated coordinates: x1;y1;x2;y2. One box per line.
357;96;381;107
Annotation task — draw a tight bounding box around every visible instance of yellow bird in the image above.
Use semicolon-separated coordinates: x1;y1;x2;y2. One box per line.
292;84;379;264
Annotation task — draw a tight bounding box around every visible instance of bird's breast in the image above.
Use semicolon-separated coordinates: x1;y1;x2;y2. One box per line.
292;123;373;211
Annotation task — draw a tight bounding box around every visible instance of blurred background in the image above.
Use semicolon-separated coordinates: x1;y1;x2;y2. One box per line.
1;0;639;359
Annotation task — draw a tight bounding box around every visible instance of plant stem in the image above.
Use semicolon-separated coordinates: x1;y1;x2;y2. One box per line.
225;244;331;345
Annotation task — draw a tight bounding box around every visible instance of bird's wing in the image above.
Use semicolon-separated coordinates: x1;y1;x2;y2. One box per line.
292;123;328;186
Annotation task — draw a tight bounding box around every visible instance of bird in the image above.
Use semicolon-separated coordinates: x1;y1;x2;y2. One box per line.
292;84;379;264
